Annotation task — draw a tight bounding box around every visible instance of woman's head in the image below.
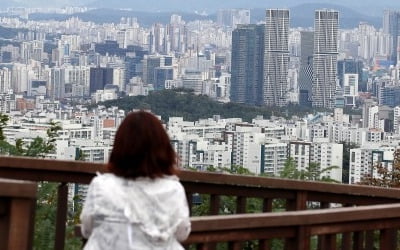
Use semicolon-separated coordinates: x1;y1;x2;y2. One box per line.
108;110;177;179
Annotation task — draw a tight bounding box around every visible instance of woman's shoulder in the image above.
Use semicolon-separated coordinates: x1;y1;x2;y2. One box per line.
91;173;184;189
136;174;184;190
89;172;122;186
158;175;186;192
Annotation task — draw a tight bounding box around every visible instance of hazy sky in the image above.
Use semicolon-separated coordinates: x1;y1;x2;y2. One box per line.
7;0;400;16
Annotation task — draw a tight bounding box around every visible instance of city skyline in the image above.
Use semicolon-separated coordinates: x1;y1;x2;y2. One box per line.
0;2;398;187
2;3;400;249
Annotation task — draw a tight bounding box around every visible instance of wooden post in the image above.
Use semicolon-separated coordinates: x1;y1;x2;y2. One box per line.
54;183;68;250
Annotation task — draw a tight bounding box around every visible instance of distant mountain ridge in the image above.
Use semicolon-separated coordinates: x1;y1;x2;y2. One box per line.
28;3;381;29
85;0;399;15
28;9;213;27
252;3;381;28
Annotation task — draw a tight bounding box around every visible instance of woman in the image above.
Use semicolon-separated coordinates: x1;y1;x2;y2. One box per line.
80;111;191;250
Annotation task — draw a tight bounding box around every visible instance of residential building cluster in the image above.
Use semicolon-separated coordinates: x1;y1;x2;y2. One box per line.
3;102;400;185
0;7;397;112
0;7;399;186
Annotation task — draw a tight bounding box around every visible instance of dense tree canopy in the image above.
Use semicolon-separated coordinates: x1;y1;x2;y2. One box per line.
99;89;324;122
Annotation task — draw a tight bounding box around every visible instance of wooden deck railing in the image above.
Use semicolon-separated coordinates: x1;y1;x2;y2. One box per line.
1;156;400;249
187;203;400;250
0;178;37;250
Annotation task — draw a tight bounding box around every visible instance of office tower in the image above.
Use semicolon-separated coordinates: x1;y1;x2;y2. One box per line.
263;9;290;107
154;67;174;90
312;9;339;109
89;67;113;94
378;84;400;107
143;55;173;87
298;31;314;106
337;59;363;88
383;10;400;65
182;70;203;95
230;24;264;105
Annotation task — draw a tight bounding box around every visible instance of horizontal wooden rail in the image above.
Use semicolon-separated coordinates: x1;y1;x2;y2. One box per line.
76;204;400;249
185;203;400;250
188;203;400;232
0;156;399;203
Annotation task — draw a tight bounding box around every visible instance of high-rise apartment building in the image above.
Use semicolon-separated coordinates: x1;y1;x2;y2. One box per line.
217;9;250;29
48;67;66;100
298;31;314;106
343;74;358;107
263;9;289;107
230;24;264;105
383;10;400;65
312;9;339;109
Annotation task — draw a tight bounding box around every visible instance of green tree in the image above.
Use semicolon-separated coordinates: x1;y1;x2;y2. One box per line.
279;158;339;183
0;113;9;140
301;162;340;183
279;157;301;179
97;88;321;123
360;149;400;188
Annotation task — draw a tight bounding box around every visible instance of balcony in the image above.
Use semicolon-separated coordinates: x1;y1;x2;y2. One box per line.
1;156;400;249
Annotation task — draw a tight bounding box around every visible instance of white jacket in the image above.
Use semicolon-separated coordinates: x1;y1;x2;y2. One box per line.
80;173;191;250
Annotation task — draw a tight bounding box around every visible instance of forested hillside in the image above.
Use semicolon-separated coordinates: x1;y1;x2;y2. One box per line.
100;89;317;122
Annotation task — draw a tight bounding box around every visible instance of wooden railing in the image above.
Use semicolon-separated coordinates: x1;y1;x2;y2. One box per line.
0;178;37;250
1;156;400;249
187;203;400;250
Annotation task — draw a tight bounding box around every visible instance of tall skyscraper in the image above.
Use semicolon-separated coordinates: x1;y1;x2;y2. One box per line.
230;24;264;105
312;9;339;109
383;10;400;65
263;9;289;107
89;67;113;94
217;9;250;29
298;31;314;107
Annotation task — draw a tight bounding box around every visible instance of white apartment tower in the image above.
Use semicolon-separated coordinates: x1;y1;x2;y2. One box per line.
263;9;290;107
312;9;339;109
0;67;12;94
343;73;358;107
